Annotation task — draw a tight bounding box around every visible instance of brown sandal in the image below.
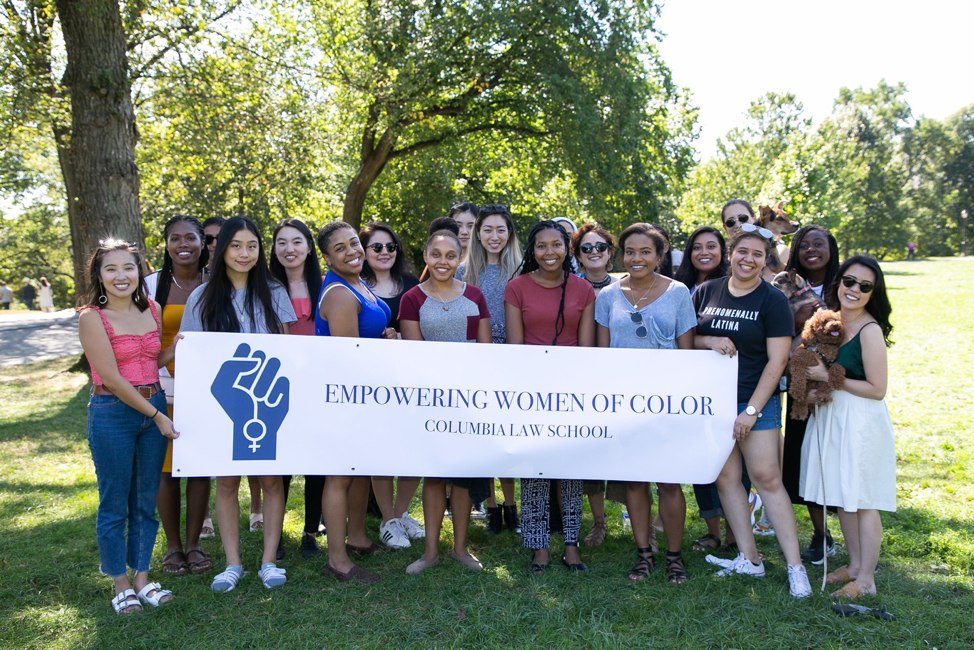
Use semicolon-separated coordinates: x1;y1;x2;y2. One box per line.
162;550;188;576
825;565;852;584
186;548;212;574
324;563;380;583
583;515;608;547
831;580;864;599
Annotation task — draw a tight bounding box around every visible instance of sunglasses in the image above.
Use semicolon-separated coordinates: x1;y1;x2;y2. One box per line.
480;204;509;214
631;312;648;339
579;242;609;254
724;214;750;228
367;242;398;254
739;223;774;239
841;275;874;293
205;234;218;245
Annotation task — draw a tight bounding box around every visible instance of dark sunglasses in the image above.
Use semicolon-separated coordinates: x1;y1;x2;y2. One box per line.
367;242;398;254
723;214;750;229
841;275;874;293
579;242;609;254
205;234;218;245
480;203;509;214
739;223;774;239
631;312;648;339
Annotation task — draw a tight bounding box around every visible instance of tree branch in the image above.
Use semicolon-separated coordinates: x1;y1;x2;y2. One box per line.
389;123;548;159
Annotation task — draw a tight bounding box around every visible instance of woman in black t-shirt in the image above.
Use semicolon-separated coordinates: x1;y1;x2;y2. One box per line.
693;226;811;598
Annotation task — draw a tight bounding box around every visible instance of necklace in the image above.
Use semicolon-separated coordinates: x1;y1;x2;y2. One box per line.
586;274;613;290
625;273;657;309
357;282;377;304
428;282;454;311
171;271;201;292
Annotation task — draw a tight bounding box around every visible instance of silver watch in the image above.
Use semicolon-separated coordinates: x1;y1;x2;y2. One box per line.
745;405;759;417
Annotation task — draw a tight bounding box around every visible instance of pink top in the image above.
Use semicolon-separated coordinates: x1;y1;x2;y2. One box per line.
87;302;162;387
504;274;595;346
288;297;315;336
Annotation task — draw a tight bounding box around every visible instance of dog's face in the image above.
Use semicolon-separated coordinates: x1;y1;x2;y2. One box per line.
803;309;843;344
772;269;805;296
758;201;800;237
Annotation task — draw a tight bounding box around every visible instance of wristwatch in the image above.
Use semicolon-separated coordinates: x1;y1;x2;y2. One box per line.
745;405;761;417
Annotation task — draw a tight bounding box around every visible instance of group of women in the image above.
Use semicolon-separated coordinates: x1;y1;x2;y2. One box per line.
79;199;896;614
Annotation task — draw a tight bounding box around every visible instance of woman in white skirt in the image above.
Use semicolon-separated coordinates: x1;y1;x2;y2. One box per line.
800;255;895;598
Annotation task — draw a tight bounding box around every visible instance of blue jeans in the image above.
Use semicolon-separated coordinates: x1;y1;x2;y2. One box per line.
87;390;168;577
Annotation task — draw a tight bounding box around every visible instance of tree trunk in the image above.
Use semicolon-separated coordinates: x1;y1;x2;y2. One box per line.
55;0;144;299
342;127;397;231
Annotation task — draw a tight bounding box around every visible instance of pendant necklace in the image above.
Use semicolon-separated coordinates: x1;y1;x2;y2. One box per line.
171;271;201;292
626;273;657;310
429;282;453;311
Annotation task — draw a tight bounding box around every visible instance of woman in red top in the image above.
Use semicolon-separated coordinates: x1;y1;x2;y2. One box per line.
78;239;179;614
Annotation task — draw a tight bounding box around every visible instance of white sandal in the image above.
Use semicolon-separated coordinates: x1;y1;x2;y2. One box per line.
136;582;173;608
111;589;142;614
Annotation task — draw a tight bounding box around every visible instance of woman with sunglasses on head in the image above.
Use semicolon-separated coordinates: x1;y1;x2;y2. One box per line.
596;224;696;583
144;216;213;578
569;223;618;547
399;229;492;575
316;221;397;583
506;220;596;574
780;225;842;565
459;204;523;532
448;202;479;259
693;224;812;598
180;215;296;592
79;239;178;614
800;256;895;598
358;222;425;550
270;218;328;560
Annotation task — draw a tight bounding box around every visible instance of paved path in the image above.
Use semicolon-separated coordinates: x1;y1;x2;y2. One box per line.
0;310;83;368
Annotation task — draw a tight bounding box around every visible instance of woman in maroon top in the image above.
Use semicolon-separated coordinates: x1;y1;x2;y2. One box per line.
505;220;595;573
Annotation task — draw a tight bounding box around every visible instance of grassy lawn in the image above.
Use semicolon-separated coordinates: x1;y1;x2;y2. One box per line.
1;257;972;649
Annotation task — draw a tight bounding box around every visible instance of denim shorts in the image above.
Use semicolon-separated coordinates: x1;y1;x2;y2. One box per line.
737;392;782;431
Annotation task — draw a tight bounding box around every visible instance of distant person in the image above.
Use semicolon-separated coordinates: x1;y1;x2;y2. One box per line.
448;202;479;259
0;281;12;309
907;241;916;261
38;277;54;312
22;281;36;310
201;216;226;273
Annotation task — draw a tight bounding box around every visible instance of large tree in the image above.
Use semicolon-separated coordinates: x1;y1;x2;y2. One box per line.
313;0;694;229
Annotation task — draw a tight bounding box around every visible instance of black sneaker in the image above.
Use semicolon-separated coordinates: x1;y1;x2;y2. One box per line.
301;533;322;559
800;531;836;565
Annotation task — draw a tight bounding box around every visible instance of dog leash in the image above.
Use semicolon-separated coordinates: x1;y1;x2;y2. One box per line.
806;345;834;369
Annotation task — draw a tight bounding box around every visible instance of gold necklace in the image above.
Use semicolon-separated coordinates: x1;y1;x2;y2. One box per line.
428;281;455;311
171;271;201;292
626;273;657;308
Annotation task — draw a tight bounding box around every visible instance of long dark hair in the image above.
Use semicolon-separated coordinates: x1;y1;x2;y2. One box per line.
516;220;573;345
270;218;322;322
675;226;728;288
196;216;282;333
448;202;479;220
825;255;893;346
359;222;414;293
156;215;209;309
785;225;840;288
80;239;150;312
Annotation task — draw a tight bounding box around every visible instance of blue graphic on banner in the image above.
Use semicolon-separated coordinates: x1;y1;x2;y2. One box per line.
211;343;290;461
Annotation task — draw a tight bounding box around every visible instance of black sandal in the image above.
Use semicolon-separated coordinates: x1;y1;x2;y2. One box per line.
692;534;721;552
666;551;688;584
628;547;655;581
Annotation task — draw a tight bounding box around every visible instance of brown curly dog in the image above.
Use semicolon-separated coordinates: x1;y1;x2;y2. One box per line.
788;309;846;420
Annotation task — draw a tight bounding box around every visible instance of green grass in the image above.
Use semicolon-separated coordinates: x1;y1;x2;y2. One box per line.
1;258;973;649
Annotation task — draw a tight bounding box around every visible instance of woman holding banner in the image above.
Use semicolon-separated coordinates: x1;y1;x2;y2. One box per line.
459;204;523;533
271;218;328;560
399;230;493;575
692;225;812;598
505;220;596;574
316;221;397;584
595;223;696;583
180;216;296;592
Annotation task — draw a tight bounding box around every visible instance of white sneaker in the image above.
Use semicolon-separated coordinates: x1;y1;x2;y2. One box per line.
400;513;426;540
788;563;812;598
714;553;765;578
379;517;411;549
705;554;735;569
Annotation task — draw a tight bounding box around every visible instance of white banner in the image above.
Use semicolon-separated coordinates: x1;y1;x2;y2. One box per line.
172;332;738;483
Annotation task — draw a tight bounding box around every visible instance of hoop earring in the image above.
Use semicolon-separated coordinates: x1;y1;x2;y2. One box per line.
98;282;107;305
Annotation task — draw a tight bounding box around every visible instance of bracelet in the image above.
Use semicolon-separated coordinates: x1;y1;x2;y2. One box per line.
150;408;160;419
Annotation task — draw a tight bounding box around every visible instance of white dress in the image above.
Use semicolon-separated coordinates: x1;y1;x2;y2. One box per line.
799;329;896;512
39;285;54;310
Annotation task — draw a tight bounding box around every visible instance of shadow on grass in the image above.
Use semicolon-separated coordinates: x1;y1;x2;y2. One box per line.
0;383;89;455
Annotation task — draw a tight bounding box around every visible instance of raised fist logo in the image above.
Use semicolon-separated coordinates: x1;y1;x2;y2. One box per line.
211;343;290;461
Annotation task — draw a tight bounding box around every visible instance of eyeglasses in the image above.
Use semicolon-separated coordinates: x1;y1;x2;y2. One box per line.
205;234;218;245
631;312;648;339
739;223;774;239
841;275;874;293
367;242;398;254
724;214;750;229
579;242;609;254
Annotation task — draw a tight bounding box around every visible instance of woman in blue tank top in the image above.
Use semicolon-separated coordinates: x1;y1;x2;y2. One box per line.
315;222;395;584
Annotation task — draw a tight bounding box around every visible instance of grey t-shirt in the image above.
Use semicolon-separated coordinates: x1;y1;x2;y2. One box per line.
180;282;296;333
595;279;696;349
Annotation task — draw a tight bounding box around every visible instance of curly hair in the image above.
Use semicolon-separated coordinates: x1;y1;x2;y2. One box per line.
571;223;616;273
